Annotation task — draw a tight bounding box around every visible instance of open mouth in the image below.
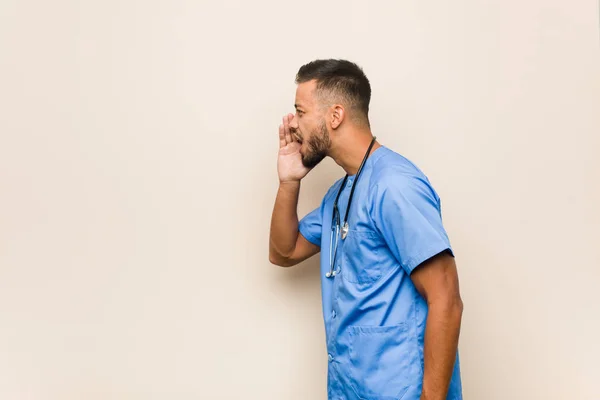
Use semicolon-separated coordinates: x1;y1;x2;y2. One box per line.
292;132;303;143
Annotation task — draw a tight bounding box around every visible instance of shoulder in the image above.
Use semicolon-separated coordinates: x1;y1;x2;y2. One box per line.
369;149;440;206
370;149;431;190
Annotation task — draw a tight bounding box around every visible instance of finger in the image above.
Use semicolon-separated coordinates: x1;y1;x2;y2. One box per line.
283;115;291;144
279;124;286;148
289;114;301;141
287;113;297;141
283;115;292;144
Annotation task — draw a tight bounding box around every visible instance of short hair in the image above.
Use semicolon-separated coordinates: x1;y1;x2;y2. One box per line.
295;59;371;125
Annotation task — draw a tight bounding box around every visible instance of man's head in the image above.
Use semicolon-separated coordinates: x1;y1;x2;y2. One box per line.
290;59;371;169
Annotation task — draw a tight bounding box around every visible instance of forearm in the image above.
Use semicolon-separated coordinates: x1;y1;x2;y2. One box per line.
420;297;463;400
269;181;301;260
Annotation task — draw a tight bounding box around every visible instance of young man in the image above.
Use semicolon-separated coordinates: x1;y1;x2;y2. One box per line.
269;59;463;400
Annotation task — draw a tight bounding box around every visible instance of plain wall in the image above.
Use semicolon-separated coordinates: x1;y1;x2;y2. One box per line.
1;0;599;399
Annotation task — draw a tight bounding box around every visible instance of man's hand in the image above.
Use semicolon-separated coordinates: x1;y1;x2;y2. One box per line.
278;113;310;183
269;113;320;267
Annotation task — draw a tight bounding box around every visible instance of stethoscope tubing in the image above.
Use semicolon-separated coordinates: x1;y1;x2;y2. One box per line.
326;136;377;279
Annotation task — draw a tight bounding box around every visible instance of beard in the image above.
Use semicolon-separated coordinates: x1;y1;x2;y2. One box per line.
301;121;330;169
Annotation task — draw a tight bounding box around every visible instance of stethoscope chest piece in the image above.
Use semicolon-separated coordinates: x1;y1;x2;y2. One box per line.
341;222;349;240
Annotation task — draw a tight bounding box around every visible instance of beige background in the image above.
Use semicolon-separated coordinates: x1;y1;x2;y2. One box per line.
1;0;599;399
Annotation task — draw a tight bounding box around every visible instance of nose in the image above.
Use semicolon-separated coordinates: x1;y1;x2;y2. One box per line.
289;114;299;130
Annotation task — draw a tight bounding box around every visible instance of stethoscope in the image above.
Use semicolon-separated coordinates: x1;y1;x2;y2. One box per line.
326;136;377;278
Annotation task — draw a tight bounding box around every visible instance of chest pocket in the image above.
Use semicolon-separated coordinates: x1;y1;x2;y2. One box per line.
341;229;387;285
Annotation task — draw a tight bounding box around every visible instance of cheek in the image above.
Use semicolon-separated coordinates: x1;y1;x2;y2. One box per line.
297;120;305;133
298;117;312;131
300;120;314;136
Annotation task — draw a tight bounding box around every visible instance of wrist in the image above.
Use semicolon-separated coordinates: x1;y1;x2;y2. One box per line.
279;179;301;187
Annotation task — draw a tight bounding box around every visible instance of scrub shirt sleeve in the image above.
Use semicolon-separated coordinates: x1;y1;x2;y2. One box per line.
370;171;453;276
298;206;322;247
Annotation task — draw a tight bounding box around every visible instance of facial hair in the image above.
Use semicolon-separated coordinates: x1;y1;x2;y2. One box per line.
301;121;330;169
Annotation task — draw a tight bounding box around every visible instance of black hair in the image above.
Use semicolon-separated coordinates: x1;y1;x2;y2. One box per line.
295;59;371;125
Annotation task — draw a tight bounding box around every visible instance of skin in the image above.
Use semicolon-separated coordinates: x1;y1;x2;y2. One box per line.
268;79;463;400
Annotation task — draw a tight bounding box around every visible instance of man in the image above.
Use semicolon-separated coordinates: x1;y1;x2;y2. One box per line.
269;59;463;400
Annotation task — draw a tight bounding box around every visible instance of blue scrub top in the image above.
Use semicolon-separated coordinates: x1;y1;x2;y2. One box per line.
299;145;463;400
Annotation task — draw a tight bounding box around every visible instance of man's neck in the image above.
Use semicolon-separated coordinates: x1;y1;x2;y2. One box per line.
329;132;381;176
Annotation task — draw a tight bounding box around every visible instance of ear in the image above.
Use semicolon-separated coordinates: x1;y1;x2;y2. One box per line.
330;104;345;130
